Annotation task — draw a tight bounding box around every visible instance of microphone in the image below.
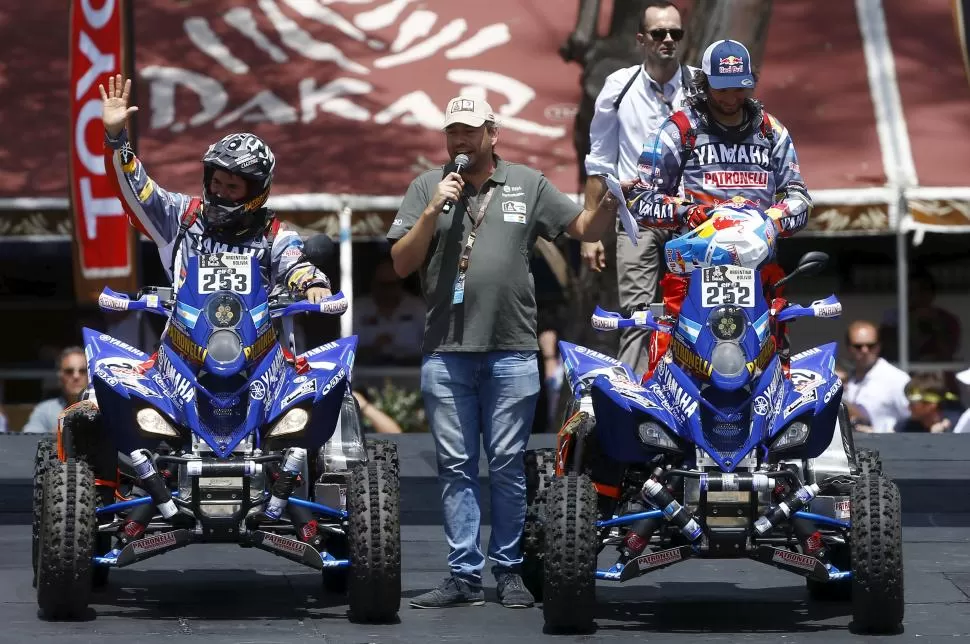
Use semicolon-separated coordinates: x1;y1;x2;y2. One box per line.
441;153;470;214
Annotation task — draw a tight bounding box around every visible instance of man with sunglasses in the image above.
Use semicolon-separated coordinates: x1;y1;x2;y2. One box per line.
843;320;911;433
21;347;89;434
583;0;694;375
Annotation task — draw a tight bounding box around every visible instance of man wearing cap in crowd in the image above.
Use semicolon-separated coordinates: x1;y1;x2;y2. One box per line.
625;39;813;377
388;96;619;609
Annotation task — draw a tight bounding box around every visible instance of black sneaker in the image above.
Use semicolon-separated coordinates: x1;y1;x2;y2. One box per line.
410;576;485;609
494;567;535;608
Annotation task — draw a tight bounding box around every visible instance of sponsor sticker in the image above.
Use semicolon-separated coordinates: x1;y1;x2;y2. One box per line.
771;548;818;572
263;532;306;556
132;531;177;555
835;499;851;519
702;171;768;189
636;547;683;571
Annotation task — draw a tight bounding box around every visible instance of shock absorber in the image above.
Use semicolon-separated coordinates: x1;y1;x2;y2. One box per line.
130;449;178;518
641;478;703;541
118;502;156;544
264;448;307;521
754;482;820;535
615;499;664;565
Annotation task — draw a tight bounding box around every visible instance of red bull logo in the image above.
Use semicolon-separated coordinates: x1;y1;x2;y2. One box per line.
719;55;744;66
711;214;748;230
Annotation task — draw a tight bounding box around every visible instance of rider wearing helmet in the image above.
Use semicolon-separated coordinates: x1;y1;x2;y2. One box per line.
625;40;812;377
99;74;331;302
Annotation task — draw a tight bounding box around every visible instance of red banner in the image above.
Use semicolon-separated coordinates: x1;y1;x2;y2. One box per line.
69;0;138;301
131;0;582;198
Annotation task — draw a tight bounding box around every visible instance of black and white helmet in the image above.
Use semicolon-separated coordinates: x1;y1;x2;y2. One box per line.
201;133;276;240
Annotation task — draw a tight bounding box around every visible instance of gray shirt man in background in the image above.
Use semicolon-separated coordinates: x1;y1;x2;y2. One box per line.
21;346;88;434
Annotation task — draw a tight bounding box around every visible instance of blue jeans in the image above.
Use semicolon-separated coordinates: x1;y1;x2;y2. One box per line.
421;351;540;586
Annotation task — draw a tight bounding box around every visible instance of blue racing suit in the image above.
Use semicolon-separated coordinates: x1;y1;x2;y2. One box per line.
627;101;812;235
103;129;329;294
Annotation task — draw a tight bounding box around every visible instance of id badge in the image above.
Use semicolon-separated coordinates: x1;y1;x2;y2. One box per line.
452;272;466;305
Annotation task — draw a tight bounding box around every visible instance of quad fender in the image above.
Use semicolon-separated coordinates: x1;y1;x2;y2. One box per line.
769;342;843;459
268;336;360;448
588;373;679;464
83;328;179;453
558;341;635;399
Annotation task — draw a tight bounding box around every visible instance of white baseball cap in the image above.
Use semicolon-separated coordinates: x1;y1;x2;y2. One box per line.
443;96;496;129
957;368;970;386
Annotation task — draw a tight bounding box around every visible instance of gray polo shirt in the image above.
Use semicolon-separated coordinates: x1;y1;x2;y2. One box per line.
21;397;66;434
387;157;581;353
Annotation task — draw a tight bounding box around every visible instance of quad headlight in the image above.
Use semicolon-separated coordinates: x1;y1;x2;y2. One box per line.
135;407;180;437
772;420;811;451
710;306;746;341
711;342;746;378
267;407;309;438
207;329;243;364
637;421;682;452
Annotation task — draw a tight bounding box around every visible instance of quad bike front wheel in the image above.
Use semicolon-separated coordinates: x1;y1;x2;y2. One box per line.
347;461;401;622
522;448;557;601
31;439;56;587
851;472;904;633
36;459;97;620
542;473;598;633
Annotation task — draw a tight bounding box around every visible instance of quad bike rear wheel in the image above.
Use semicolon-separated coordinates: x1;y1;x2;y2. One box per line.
522;448;557;601
542;473;598;633
36;459;97;620
806;543;851;601
347;462;401;622
321;535;349;594
850;473;904;633
31;439;56;587
855;448;883;476
366;439;400;477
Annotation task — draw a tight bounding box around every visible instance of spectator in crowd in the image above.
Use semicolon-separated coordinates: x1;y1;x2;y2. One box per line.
353;256;425;365
581;0;695;375
954;367;970;433
842;320;910;433
21;347;88;434
895;371;964;432
352;389;403;434
0;406;7;433
880;269;962;363
388;95;617;609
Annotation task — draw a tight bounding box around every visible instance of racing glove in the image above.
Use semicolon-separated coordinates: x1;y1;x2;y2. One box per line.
681;204;711;230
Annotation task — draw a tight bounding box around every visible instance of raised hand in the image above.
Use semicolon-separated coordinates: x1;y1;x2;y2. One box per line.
99;73;138;138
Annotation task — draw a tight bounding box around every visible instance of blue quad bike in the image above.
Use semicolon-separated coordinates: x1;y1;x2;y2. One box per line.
522;225;900;634
31;243;401;622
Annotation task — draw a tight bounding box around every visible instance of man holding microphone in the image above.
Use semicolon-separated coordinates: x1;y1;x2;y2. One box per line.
388;96;617;609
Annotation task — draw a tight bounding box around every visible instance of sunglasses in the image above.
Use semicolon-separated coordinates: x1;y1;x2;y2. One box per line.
647;28;684;42
850;342;878;351
61;367;88;376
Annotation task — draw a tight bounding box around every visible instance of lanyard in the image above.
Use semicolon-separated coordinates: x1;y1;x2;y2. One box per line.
456;186;495;275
